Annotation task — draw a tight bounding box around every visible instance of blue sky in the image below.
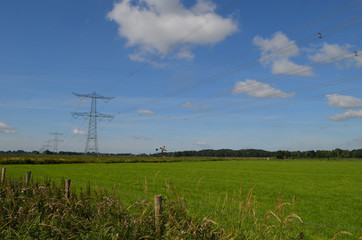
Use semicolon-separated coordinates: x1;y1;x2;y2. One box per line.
1;0;362;154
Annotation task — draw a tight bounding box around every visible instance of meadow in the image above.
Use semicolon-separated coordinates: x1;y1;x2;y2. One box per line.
1;158;361;239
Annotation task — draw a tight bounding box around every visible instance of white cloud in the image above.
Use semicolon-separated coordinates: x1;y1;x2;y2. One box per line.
0;122;16;134
129;50;167;67
309;43;361;69
195;141;211;148
107;0;238;61
253;31;313;76
326;94;362;121
137;109;155;115
310;43;349;61
182;102;192;108
356;54;362;67
329;109;362;121
326;94;362;109
192;0;216;13
271;59;314;76
73;129;87;136
232;79;295;98
182;101;208;110
174;45;195;60
253;31;299;62
133;135;150;140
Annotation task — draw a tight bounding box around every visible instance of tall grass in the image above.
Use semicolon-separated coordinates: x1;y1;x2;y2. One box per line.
0;175;312;239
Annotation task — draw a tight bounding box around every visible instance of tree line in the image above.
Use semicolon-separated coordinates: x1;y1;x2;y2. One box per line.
1;148;362;159
155;148;362;159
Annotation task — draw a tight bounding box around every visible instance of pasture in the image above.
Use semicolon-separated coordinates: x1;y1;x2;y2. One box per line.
1;159;361;239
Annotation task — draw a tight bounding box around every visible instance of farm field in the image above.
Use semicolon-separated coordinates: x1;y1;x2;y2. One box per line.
1;159;361;239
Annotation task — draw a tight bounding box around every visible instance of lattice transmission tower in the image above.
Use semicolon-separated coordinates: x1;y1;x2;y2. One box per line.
72;92;114;154
49;132;63;153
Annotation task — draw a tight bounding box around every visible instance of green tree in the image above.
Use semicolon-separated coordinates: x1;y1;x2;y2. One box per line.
275;150;286;159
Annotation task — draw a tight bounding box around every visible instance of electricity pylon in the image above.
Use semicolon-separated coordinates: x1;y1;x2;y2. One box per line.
39;140;52;153
72;92;114;154
49;132;63;153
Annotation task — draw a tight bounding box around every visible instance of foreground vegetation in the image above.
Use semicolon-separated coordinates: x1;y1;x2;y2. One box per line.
0;176;307;239
1;158;361;239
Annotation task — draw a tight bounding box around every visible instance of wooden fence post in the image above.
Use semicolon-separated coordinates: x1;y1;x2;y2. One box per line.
154;194;163;236
1;168;5;183
26;171;31;184
65;179;71;198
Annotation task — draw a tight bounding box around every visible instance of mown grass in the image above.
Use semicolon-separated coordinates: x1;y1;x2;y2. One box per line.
1;159;361;239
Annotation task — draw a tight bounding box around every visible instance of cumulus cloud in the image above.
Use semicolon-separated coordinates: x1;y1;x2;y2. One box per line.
253;31;313;76
310;43;349;62
129;51;165;67
329;109;362;121
271;59;313;76
73;129;87;136
0;122;16;134
175;45;195;60
232;79;295;98
309;43;361;68
137;109;155;115
326;94;362;121
326;94;362;109
253;31;299;62
107;0;238;61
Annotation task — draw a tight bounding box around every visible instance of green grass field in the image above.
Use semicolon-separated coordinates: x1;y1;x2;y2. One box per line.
1;159;361;239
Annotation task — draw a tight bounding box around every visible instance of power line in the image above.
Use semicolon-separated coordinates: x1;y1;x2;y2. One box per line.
60;3;362;150
286;0;362;36
100;0;241;94
71;3;361;135
100;1;360;99
185;85;362;121
117;50;360;120
39;140;52;153
119;73;362;123
110;14;362;117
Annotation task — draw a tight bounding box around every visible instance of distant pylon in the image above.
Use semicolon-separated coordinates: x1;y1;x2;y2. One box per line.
49;132;63;153
40;140;52;153
72;92;114;154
